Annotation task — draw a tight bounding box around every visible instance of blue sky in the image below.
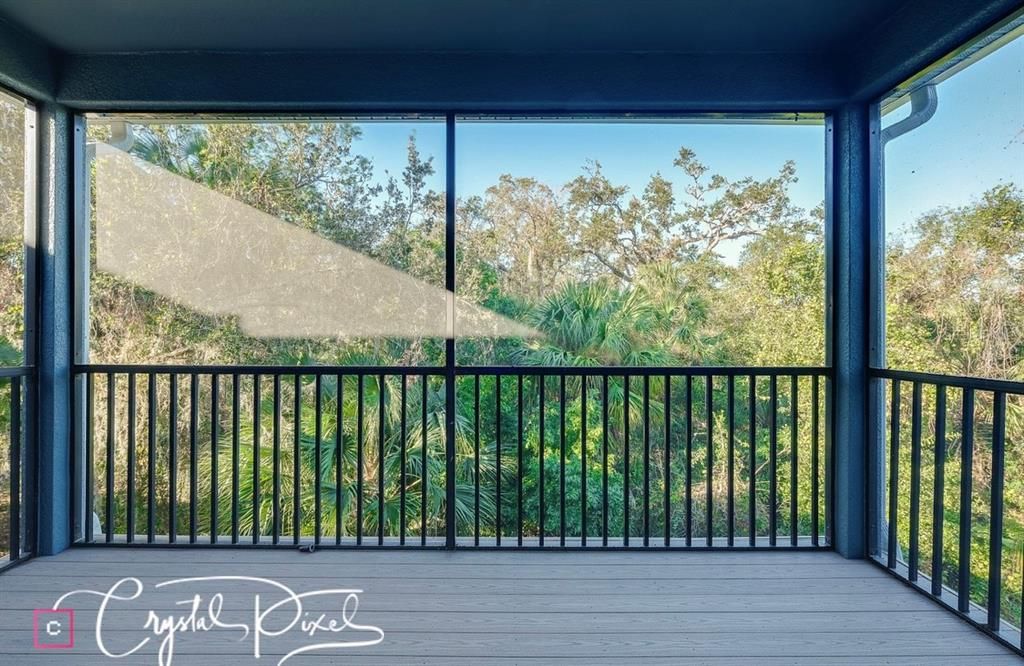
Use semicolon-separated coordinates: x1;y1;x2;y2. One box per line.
882;34;1023;242
358;120;824;264
353;32;1022;259
459;120;824;265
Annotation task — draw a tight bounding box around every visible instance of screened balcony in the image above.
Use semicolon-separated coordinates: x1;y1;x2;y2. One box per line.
0;1;1022;663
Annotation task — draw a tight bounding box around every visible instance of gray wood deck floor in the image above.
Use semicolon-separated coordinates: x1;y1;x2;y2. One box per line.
0;548;1019;664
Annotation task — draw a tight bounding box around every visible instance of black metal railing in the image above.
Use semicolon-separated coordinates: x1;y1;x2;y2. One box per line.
73;364;831;549
1;368;32;571
872;368;1023;655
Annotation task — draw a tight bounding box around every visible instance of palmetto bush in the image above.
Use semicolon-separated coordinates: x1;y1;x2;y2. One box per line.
196;374;478;540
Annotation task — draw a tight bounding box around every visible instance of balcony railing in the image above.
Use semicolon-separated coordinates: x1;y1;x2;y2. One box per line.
73;364;832;549
873;368;1024;654
1;368;31;572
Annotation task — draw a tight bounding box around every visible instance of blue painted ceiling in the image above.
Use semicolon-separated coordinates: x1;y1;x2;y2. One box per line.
0;0;1019;109
0;0;897;54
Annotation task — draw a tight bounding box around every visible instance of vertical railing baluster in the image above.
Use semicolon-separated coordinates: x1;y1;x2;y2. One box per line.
83;370;95;540
378;374;385;546
336;374;344;545
169;373;178;543
958;387;974;612
9;377;21;558
146;373;155;543
518;375;524;547
887;379;901;569
21;374;31;556
292;374;301;546
706;375;714;547
749;375;756;546
790;375;798;547
70;373;76;544
401;375;407;546
314;374;323;546
272;375;281;545
768;374;777;547
421;374;428;546
580;375;586;547
126;373;136;544
86;373;94;543
105;373;115;543
475;375;481;545
189;373;198;544
252;374;261;545
623;374;630;547
931;384;946;597
664;375;671;547
643;375;650;548
825;375;833;545
21;374;30;557
727;375;735;547
560;374;567;547
211;374;219;544
603;375;609;547
539;376;546;547
496;375;502;546
909;382;923;581
987;391;1006;631
231;373;240;544
357;374;364;545
811;375;819;546
685;375;693;547
598;372;606;545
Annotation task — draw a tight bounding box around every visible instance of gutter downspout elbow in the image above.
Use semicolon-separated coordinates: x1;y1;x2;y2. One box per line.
880;84;938;146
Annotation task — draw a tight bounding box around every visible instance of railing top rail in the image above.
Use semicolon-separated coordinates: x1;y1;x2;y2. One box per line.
73;364;448;376
462;365;830;376
74;363;831;377
871;367;1024;395
0;366;34;378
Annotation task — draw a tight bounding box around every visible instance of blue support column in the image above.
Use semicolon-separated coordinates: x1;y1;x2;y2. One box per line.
828;104;872;558
35;103;74;555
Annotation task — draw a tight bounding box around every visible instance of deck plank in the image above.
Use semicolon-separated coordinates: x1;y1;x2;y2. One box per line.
0;547;1017;663
0;574;928;595
0;658;1019;666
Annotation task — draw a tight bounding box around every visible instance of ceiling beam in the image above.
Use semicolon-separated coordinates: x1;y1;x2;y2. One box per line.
841;0;1023;102
0;16;57;101
57;51;844;112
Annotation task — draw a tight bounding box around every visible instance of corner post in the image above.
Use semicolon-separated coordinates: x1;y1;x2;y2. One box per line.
35;103;74;555
828;104;873;558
